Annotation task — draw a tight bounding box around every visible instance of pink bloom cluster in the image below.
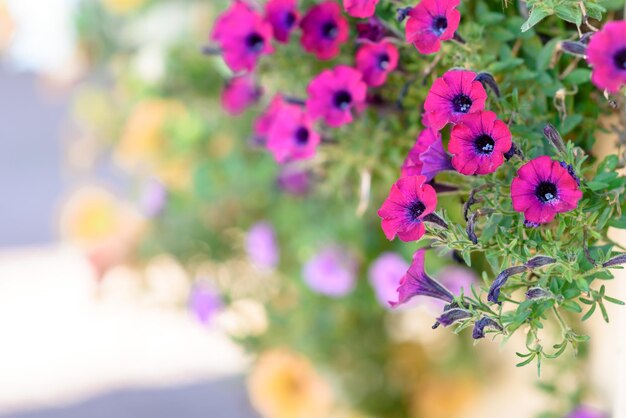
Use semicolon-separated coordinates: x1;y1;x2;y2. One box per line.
587;20;626;94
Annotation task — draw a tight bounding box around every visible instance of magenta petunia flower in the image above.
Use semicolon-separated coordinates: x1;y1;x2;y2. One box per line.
303;246;357;297
265;0;300;43
221;74;263;115
424;69;488;131
189;282;222;325
343;0;380;18
567;405;607;418
277;166;312;196
211;2;274;72
356;17;386;42
401;127;452;180
266;103;321;163
405;0;461;54
389;249;454;307
246;221;280;270
306;65;368;127
368;252;409;308
378;175;437;242
300;1;349;60
511;156;583;226
254;95;287;144
355;41;399;87
448;110;512;175
587;20;626;94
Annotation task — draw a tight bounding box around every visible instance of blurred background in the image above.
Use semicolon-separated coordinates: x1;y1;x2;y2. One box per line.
0;0;624;417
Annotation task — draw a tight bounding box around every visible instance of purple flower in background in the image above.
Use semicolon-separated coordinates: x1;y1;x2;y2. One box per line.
356;17;386;42
221;74;263;115
140;178;167;217
246;222;280;270
277;166;312;196
265;0;300;43
189;283;222;325
567;406;607;418
368;252;409;308
303;247;357;297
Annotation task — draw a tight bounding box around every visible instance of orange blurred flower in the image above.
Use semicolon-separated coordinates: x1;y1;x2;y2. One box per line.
101;0;146;15
410;373;479;418
248;349;333;418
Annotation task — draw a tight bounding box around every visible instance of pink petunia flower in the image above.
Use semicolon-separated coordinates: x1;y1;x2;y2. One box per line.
306;65;367;127
448;110;512;175
389;249;454;307
211;2;274;72
378;175;437;242
368;252;409;308
266;103;321;163
221;74;263;115
401;127;452;180
405;0;461;54
343;0;380;18
265;0;300;43
300;1;349;60
254;95;287;144
587;20;626;94
424;69;488;131
189;282;222;325
303;246;357;297
511;156;583;226
355;41;399;87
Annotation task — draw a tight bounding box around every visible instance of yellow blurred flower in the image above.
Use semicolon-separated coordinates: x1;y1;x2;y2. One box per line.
410;373;479;418
248;350;334;418
101;0;146;15
0;0;14;51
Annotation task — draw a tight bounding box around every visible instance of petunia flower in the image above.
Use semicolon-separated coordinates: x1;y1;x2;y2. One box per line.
300;1;349;60
389;249;454;307
189;282;222;325
378;175;437;242
448;110;512;175
265;0;300;43
405;0;461;54
437;308;472;326
306;65;367;128
401;127;453;180
472;316;503;339
221;74;263;115
511;156;583;226
246;221;280;270
343;0;380;18
587;20;626;94
368;252;410;308
566;405;607;418
355;40;399;87
424;69;488;131
303;246;357;297
276;166;312;196
266;103;321;163
211;2;274;72
254;95;287;144
356;17;386;42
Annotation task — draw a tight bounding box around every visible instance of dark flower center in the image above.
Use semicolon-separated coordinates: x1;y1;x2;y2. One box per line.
245;33;265;52
432;16;448;36
452;94;473;113
613;48;626;70
378;53;390;70
535;181;558;203
408;200;426;221
474;134;495;155
294;127;310;145
322;21;338;39
284;12;296;28
333;90;352;110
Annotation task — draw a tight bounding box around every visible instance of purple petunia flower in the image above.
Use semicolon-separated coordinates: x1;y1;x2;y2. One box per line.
246;221;280;270
343;0;380;18
300;1;349;60
355;41;399;87
405;0;461;54
587;20;626;94
378;175;438;242
210;2;274;72
266;103;320;163
189;282;222;325
448;110;512;175
424;70;488;131
265;0;300;43
276;166;312;196
303;246;357;297
389;249;454;307
472;316;503;339
401;128;452;180
306;65;367;128
511;156;583;225
221;74;263;116
567;405;607;418
368;252;410;308
356;17;386;42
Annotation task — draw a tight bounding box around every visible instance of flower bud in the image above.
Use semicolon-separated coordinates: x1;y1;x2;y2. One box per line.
437;308;472;327
525;287;552;300
396;7;412;22
603;254;626;268
475;72;500;97
560;41;587;56
472;317;503;339
525;256;556;269
543;123;566;154
488;265;528;303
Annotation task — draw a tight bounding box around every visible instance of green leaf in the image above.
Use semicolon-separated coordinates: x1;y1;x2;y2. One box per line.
554;4;582;25
587;180;610;191
521;7;552;32
564;69;591;85
536;39;559;71
604;295;626;305
561;300;582;313
608;216;626;229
